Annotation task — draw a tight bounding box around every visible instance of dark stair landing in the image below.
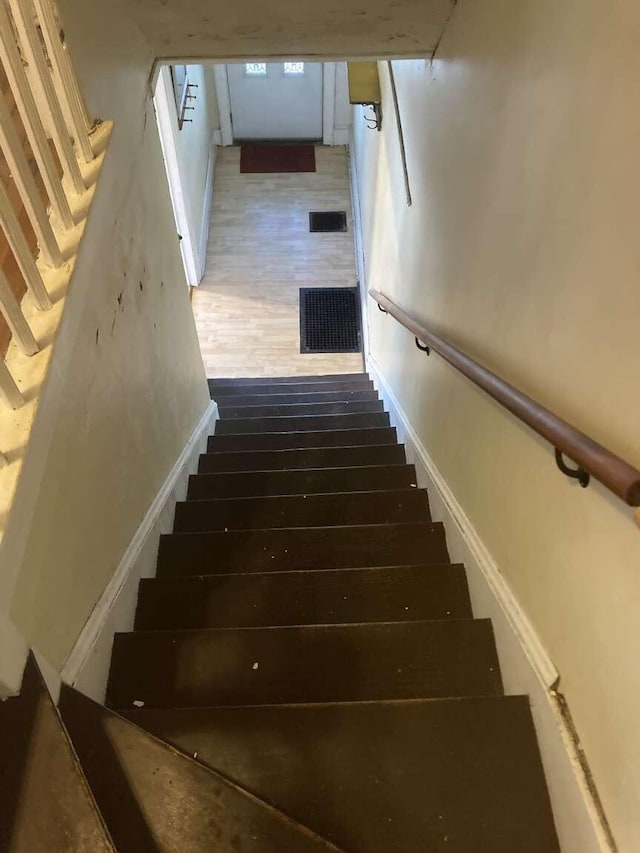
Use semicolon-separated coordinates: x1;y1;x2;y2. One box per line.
1;373;560;851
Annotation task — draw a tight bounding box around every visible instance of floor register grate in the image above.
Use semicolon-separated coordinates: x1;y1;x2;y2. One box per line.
309;211;348;232
299;287;362;353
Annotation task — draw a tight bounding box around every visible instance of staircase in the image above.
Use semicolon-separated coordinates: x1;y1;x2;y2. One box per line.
0;372;561;851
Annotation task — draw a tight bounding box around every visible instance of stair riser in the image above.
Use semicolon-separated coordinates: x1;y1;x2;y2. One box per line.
198;444;406;473
207;373;371;388
173;490;430;533
157;523;447;577
106;620;503;710
218;401;384;418
207;428;398;452
215;413;390;435
135;565;472;631
187;465;417;501
216;390;379;407
211;380;375;398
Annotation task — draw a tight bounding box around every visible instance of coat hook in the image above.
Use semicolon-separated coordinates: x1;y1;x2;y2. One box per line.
363;103;383;131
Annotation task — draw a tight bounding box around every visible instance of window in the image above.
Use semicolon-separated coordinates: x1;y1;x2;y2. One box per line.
245;62;267;76
284;62;305;76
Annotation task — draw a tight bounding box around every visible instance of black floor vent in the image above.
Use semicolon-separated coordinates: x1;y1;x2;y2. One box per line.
300;287;362;353
309;211;348;233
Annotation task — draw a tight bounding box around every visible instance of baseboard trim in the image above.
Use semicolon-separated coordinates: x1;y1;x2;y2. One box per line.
61;401;217;694
348;132;370;359
367;353;614;853
198;144;216;281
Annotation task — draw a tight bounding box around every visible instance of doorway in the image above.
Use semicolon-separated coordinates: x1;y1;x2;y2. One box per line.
226;61;323;141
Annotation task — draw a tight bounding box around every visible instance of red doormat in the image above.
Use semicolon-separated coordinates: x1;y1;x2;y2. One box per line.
240;144;316;174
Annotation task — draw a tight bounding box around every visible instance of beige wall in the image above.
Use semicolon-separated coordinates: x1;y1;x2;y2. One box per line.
126;0;454;60
353;4;640;850
7;0;209;668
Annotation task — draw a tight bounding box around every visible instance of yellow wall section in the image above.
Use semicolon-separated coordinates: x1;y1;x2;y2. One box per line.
9;0;209;668
353;4;640;850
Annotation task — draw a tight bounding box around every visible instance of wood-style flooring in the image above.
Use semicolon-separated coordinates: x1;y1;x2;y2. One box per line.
192;146;363;377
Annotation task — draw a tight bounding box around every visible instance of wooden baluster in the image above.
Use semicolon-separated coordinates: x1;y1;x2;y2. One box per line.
0;181;51;309
0;267;39;355
0;88;62;267
31;0;93;163
0;357;23;408
0;2;74;228
7;0;85;194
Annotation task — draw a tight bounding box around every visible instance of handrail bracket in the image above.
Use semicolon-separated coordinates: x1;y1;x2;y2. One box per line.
554;449;590;488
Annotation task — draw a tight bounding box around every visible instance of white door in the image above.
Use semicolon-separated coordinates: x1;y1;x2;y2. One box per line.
227;61;323;141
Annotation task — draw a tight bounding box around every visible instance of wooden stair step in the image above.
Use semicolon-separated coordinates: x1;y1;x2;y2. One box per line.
217;389;379;407
214;412;390;435
210;379;374;398
124;697;559;853
199;444;406;473
173;489;430;532
187;464;417;501
0;655;114;852
157;522;446;576
207;427;398;453
134;564;472;631
106;620;502;710
217;400;384;418
209;373;369;390
60;688;336;853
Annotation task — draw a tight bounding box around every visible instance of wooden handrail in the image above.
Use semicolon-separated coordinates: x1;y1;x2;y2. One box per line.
370;289;640;507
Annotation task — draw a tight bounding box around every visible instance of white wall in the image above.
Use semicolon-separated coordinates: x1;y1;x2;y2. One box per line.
155;64;218;283
333;62;351;145
352;3;640;850
5;0;209;672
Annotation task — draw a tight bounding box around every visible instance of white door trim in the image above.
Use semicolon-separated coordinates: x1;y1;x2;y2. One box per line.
153;67;201;284
322;62;336;145
213;64;233;146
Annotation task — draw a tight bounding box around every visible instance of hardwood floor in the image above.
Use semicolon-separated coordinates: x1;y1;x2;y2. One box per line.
192;146;364;377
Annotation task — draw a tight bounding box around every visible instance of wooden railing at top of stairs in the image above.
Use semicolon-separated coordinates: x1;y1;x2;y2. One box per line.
0;0;96;466
370;289;640;521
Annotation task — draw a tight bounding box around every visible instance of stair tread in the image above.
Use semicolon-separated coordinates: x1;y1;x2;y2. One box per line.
199;444;406;473
135;564;471;630
215;412;390;435
207;427;398;452
215;390;379;407
0;655;114;852
106;620;502;709
210;379;374;398
157;521;447;576
173;488;430;532
217;400;384;418
188;464;417;500
123;696;560;853
60;687;337;853
209;373;368;387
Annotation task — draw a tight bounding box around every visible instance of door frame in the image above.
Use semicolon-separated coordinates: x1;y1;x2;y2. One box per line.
213;61;341;145
153;66;203;285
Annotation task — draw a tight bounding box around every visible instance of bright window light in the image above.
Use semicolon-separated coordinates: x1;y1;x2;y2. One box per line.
284;62;305;76
245;62;267;76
